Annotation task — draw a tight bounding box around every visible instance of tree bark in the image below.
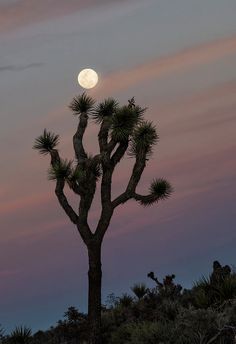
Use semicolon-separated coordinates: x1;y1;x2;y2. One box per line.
87;243;102;344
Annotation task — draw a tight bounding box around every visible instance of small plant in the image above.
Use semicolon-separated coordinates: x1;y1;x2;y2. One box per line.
118;293;134;307
131;283;148;299
9;326;32;344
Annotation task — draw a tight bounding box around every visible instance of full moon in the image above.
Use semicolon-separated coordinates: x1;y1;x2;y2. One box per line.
78;68;98;89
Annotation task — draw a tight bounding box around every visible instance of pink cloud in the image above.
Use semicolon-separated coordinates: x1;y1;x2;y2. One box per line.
0;191;53;216
0;269;19;277
92;35;236;97
0;0;128;34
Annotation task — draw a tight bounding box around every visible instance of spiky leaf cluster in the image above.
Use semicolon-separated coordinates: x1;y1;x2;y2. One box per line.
33;129;59;155
91;163;101;181
129;121;159;157
132;105;147;121
86;155;102;181
48;159;72;181
136;178;173;206
69;92;95;115
150;178;173;200
131;283;148;299
70;157;101;184
92;98;118;123
69;167;87;184
110;105;144;142
10;326;32;344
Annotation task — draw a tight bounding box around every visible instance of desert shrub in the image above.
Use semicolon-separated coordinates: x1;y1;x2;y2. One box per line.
118;293;134;307
192;262;236;309
174;308;222;344
157;299;182;321
111;321;174;344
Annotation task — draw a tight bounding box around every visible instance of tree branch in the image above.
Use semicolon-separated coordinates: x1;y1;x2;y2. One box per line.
49;149;92;242
133;192;158;205
55;179;79;224
106;138;117;155
90;138;117;169
49;149;79;224
95;207;113;241
67;179;83;196
79;173;97;217
110;140;129;167
98;119;110;153
102;169;112;202
76;159;99;242
125;153;146;193
50;149;60;165
77;197;94;244
206;326;236;344
112;151;146;208
73;113;88;162
94;142;117;240
111;192;130;208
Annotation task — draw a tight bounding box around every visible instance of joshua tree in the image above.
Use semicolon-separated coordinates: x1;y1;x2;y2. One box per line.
33;93;172;344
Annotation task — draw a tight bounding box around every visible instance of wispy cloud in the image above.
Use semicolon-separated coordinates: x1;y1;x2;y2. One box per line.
0;269;20;277
0;191;53;216
93;35;236;97
0;62;43;73
0;0;130;34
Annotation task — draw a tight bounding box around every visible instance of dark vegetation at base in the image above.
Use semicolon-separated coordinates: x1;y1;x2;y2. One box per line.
2;261;236;344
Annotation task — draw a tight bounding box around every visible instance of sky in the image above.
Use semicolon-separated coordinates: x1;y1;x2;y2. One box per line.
0;0;236;333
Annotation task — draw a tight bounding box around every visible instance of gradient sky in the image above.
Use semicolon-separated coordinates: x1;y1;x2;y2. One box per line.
0;0;236;333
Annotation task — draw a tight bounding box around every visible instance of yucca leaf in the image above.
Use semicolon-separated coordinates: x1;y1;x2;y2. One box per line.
194;276;211;290
217;276;236;300
135;178;173;206
69;92;95;115
91;161;101;181
131;283;148;299
150;178;173;200
132;105;147;123
48;159;72;181
70;167;87;183
129;121;159;157
10;326;32;344
110;105;141;142
86;155;102;181
92;98;118;123
33;129;59;155
118;293;133;307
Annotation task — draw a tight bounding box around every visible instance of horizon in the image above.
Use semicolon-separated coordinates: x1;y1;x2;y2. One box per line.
0;0;236;333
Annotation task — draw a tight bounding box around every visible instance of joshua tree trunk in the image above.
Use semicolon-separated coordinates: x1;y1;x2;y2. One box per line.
87;243;102;344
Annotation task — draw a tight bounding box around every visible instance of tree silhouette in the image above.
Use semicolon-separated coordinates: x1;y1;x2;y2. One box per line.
33;93;172;344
